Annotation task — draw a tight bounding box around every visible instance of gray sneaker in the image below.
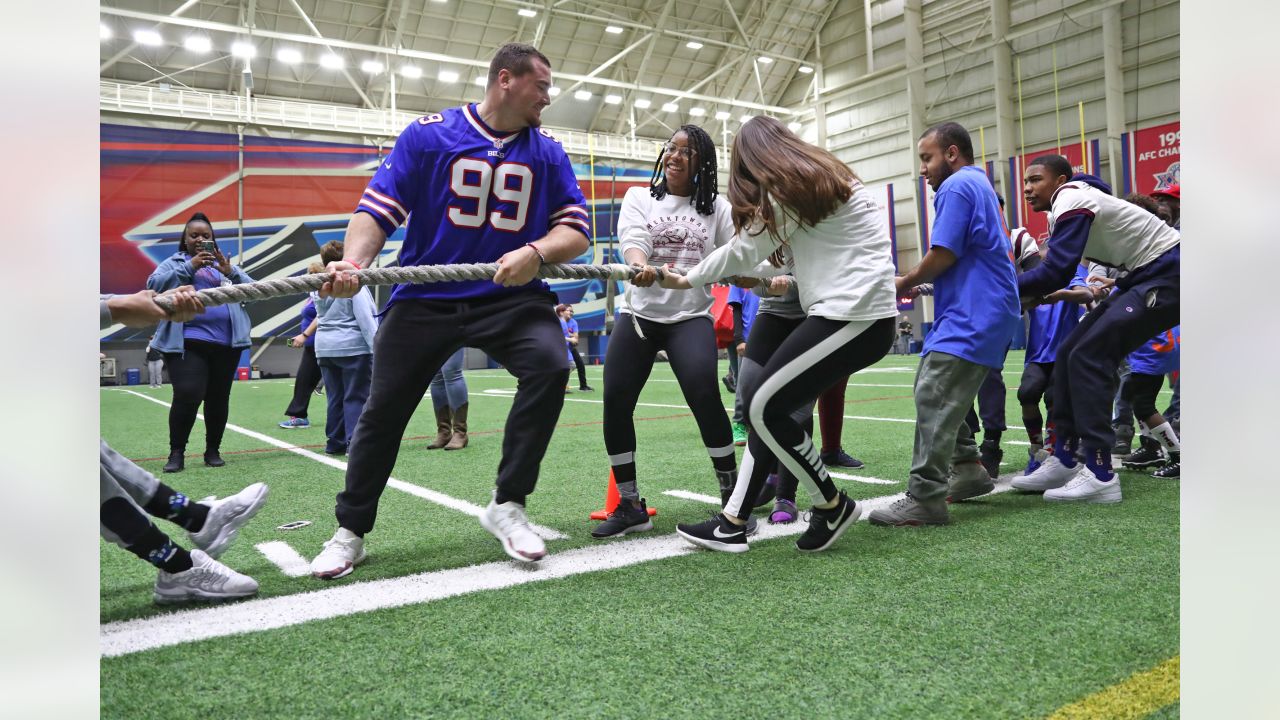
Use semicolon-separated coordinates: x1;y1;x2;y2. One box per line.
591;498;654;539
187;482;269;559
868;493;950;527
947;461;996;503
154;549;258;604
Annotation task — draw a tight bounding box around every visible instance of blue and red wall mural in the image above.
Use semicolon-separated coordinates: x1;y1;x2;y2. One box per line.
100;123;650;340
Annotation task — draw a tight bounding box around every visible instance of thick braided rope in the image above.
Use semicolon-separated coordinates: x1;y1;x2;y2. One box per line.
152;263;672;312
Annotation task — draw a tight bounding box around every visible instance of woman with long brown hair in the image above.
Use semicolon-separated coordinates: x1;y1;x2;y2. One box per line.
660;116;898;553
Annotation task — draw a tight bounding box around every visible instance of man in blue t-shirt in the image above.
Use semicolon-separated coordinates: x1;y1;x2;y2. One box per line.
869;122;1020;527
310;43;590;577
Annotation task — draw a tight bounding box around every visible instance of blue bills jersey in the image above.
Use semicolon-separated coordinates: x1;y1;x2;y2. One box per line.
1128;326;1180;376
355;103;590;303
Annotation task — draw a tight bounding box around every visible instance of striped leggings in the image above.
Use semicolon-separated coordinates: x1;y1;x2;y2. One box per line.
724;314;895;520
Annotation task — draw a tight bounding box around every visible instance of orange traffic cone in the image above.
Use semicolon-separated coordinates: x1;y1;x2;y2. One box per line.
589;468;658;520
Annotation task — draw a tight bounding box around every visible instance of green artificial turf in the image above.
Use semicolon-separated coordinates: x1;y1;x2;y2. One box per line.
99;352;1179;718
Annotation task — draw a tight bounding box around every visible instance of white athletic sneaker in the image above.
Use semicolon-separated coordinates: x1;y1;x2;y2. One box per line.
310;528;367;579
154;549;258;604
188;482;269;559
1010;455;1077;492
479;492;547;563
1044;468;1123;504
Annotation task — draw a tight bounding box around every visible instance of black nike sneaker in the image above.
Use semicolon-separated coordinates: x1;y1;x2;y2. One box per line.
795;491;862;553
591;498;654;539
978;438;1003;479
676;513;749;553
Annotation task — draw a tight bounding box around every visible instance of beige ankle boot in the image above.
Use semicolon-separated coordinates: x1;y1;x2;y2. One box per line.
444;403;469;450
427;405;453;449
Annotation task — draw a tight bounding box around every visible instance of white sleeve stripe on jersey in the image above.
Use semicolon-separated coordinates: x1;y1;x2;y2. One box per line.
553;217;591;231
550;206;588;220
358;199;402;227
363;189;407;219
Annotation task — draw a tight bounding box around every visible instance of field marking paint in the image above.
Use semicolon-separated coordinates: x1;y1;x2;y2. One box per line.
100;478;1018;658
116;390;566;541
255;542;312;578
662;490;721;504
1044;655;1179;720
829;471;899;484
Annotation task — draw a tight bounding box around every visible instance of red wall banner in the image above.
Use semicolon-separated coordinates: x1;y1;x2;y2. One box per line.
1009;139;1101;242
1125;121;1180;196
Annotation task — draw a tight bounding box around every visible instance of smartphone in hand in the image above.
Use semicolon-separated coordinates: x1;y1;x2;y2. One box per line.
201;240;217;254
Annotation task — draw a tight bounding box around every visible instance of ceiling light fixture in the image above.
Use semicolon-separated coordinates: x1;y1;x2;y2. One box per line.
686;41;703;50
517;8;537;18
132;29;163;46
605;26;623;34
633;98;651;109
361;59;384;74
798;65;814;74
277;48;302;65
662;102;679;113
319;53;344;69
574;89;593;101
183;35;211;54
230;41;256;59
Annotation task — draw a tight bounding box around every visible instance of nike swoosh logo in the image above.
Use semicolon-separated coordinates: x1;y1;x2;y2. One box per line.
712;526;741;539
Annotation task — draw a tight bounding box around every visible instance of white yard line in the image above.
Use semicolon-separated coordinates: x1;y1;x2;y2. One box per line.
829;471;899;485
115;390;566;541
662;490;721;504
101;477;1019;658
254;542;312;578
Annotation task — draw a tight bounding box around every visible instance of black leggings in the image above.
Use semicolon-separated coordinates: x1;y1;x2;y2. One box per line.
163;339;242;452
603;314;734;478
725;314;895;520
1119;371;1165;422
284;344;322;418
1017;361;1055;408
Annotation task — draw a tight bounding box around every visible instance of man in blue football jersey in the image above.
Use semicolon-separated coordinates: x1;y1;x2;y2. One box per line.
311;43;591;576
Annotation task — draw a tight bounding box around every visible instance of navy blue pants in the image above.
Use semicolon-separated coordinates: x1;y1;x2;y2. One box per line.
319;353;373;453
965;364;1008;437
1050;246;1179;454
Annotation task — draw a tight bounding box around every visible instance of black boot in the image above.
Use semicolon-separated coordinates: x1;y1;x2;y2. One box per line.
163;449;185;473
978;438;1003;479
203;449;225;468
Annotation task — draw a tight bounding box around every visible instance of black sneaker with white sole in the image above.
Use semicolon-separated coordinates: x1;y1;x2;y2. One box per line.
591;498;654;538
795;491;861;552
676;513;749;553
1121;438;1165;469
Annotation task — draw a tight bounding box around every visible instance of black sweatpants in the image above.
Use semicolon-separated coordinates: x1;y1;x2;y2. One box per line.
1018;361;1055;409
284;344;323;418
603;314;735;486
163;339;242;453
569;345;590;388
335;290;569;535
725;315;895;520
1049;246;1179;455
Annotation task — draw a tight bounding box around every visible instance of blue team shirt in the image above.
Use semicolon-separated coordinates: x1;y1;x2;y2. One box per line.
300;297;317;348
727;285;760;340
182;265;234;346
1026;265;1087;364
1128;326;1180;376
921;166;1021;368
558;316;574;363
356;104;590;304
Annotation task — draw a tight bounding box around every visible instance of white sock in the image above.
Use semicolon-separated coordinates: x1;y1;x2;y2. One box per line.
1151;422;1180;453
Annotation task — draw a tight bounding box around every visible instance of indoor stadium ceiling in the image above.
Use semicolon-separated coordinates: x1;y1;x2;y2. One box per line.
100;0;834;138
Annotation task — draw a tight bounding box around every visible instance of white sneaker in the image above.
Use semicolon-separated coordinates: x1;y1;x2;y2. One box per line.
188;482;269;559
154;549;258;604
1011;455;1077;492
311;528;366;579
479;492;547;563
1044;468;1123;504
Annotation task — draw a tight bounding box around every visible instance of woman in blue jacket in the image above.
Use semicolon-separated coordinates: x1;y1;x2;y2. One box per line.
147;212;254;472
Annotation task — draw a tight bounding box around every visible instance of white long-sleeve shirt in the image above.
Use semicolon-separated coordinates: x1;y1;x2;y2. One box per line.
685;183;898;322
617;187;737;323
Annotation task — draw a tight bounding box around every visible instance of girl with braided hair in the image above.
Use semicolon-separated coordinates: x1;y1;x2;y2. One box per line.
593;124;744;539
